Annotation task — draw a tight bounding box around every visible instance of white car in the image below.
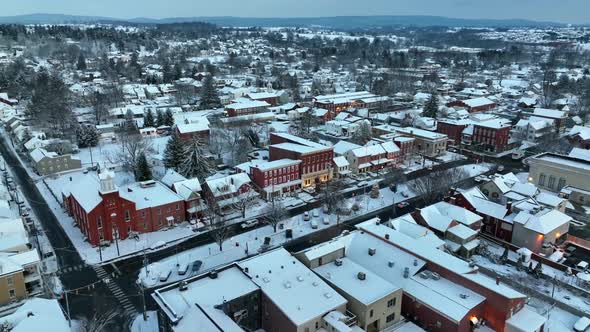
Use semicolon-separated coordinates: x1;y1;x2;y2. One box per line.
303;212;311;221
241;219;259;229
574;317;590;332
322;217;330;225
312;210;320;218
310;220;319;229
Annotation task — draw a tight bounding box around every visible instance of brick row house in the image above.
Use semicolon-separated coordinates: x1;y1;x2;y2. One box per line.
269;133;334;187
462;119;512;153
313;91;376;114
249;159;302;200
225;100;270;117
447;97;496;113
62;172;185;246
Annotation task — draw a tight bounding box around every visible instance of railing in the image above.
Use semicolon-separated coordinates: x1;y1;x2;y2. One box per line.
344;310;358;327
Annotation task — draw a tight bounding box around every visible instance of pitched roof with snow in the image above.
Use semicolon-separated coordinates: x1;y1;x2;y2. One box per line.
205;173;251;198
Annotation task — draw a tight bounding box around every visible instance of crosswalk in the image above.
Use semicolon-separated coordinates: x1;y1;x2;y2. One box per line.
93;265;136;317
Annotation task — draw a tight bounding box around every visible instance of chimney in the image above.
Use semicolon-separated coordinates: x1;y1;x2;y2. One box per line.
496;276;500;285
506;200;513;214
357;272;366;281
368;248;376;256
385;234;390;240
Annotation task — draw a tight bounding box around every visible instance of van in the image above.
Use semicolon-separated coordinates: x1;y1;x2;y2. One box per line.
178;264;189;276
159;269;172;282
310;220;318;229
574;317;590;332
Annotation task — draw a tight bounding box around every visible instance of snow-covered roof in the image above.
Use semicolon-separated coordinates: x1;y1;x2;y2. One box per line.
513;208;570;234
252;159;300;172
421;201;482;229
459;187;508;220
505;306;546;332
396;127;446;140
567;125;590;140
533;107;566;119
120;181;184;210
447;224;478;240
0;298;69;332
333;156;349;168
205;173;251;198
172;179;203;200
272;142;329;155
176;121;209;134
569;147;590;161
29;148;57;163
226;100;270;110
462;97;495;108
314;257;400;306
161;169;187;188
332;141;361;155
239;248;347;326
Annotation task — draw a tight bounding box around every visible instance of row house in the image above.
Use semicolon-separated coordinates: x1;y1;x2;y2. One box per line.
249;159;302;200
225;99;270;117
511;117;554;143
62;172;185;246
437;119;471;145
394;127;448;158
528;108;568;134
394;136;416;158
313;91;376;113
462;119;512;153
345;141;401;174
269;133;334;187
174;121;210;142
203;173;254;211
566;125;590;149
447;97;496;113
247;91;287;106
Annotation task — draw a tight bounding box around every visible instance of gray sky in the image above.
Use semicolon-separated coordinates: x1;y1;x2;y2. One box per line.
4;0;589;24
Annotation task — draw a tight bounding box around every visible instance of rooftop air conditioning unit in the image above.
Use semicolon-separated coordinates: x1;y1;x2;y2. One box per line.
179;280;188;291
334;259;343;266
368;248;376;256
357;272;366;281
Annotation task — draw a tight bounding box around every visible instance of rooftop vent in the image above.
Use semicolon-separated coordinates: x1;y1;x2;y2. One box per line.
413;259;418;266
357;272;366;281
431;272;440;280
283;281;292;289
419;271;430;279
403;267;409;279
140;180;156;188
388;261;395;268
459;294;468;299
209;271;218;279
297;276;304;282
324;292;332;299
368;248;376;256
385;234;390;240
334;259;343;266
179;280;188;291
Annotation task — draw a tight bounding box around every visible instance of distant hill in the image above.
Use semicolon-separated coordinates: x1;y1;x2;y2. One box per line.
0;13;568;29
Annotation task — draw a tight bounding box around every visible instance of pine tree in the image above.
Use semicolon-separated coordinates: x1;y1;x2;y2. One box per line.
200;74;221;109
144;109;155;128
123;109;138;133
163;131;185;170
164;109;175;126
135;153;153;181
179;137;212;179
424;93;439;118
77;53;87;71
156;109;164;127
76;125;99;148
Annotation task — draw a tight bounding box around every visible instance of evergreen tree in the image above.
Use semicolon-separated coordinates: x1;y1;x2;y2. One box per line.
144;109;155;128
77;53;87;71
163;131;185;170
173;63;183;80
162;62;174;83
423;93;439;118
76;125;99;148
164;108;175;126
123;109;138;133
135;153;153;181
200;74;221;109
156;109;164;127
179;137;212;179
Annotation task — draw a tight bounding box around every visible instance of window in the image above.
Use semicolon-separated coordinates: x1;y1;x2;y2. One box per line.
538;173;546;186
125;210;130;221
548;176;556;189
315;322;319;329
558;178;566;190
97;217;103;229
8;289;15;299
7;277;13;286
369;309;374;318
176;203;180;211
387;297;396;307
386;313;396;323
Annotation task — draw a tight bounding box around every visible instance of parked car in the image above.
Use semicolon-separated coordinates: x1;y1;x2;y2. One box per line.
497;165;505;172
401;191;409;198
159;269;172;282
322;217;330;225
177;263;189;275
310;220;318;229
574;317;590;332
312;210;320;218
303;212;310;221
241;219;259;229
397;202;410;209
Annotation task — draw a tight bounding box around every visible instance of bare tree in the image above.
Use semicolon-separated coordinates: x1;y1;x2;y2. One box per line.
116;131;152;174
208;127;230;159
78;308;118;332
318;179;346;213
264;200;287;232
233;186;259;219
206;203;230;252
410;167;469;204
540;68;557;108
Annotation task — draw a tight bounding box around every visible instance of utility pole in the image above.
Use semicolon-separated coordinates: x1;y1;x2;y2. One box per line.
65;291;71;327
98;241;103;262
140;282;147;321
